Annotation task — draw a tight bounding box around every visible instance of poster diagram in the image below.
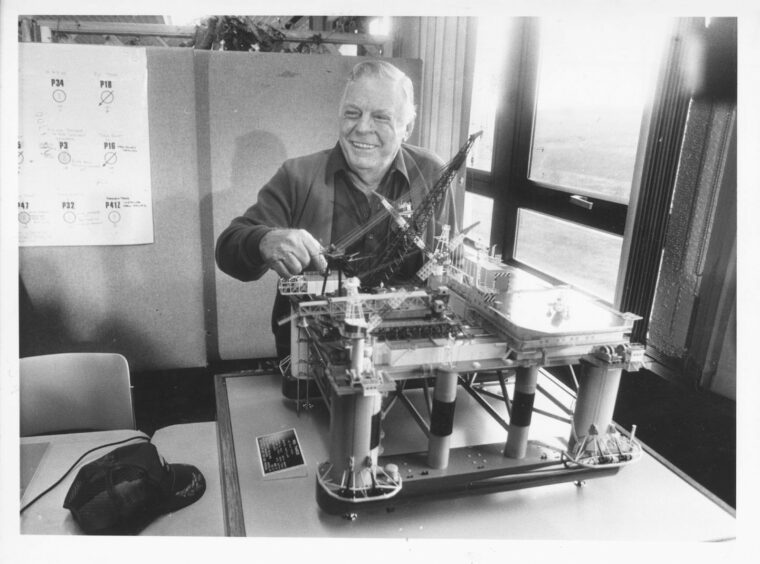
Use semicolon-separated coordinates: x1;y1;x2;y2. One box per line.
18;43;153;246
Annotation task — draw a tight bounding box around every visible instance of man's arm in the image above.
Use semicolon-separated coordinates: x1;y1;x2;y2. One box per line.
215;164;326;281
215;165;289;282
259;229;326;278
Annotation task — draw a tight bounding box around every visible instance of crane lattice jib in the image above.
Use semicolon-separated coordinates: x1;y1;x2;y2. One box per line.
360;131;482;287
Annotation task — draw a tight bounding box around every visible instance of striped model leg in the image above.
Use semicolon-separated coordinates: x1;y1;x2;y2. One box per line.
427;369;458;469
504;365;538;459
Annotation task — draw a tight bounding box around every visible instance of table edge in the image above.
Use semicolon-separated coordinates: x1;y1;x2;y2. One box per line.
214;372;248;536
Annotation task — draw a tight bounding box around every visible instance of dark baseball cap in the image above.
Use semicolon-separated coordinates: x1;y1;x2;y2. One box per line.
63;441;206;534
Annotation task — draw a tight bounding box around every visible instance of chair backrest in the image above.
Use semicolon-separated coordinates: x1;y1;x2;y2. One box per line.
20;353;136;437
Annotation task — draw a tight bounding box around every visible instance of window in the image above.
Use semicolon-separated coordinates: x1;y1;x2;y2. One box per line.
462;19;516;247
467;18;511;173
514;209;623;301
462;192;494;245
467;17;669;304
528;18;661;203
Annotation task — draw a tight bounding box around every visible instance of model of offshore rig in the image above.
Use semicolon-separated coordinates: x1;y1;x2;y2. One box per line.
277;132;646;516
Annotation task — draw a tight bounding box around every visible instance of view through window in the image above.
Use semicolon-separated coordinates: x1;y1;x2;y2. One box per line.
527;17;663;203
467;18;511;173
466;16;667;302
515;17;666;302
463;18;512;245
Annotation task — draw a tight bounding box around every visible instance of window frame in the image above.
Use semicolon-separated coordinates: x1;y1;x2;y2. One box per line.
465;17;694;328
487;18;632;260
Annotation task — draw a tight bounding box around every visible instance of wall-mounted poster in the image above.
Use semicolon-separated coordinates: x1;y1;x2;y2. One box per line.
18;43;153;246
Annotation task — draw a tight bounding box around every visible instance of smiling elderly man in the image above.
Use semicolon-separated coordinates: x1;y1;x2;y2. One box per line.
215;59;452;363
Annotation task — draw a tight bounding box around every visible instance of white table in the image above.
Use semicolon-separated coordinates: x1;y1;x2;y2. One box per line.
20;422;224;536
215;370;736;540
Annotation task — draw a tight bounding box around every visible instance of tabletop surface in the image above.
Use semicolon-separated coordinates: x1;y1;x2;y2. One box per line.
20;422;224;536
216;370;736;540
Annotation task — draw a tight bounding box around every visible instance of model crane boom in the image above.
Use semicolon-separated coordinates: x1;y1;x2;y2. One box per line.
358;131;483;288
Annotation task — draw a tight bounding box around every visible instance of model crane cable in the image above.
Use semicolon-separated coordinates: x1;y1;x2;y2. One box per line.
322;190;421;280
326;133;479;284
329;191;414;254
408;155;461;248
351;247;424;282
328;156;437;255
358;131;483;288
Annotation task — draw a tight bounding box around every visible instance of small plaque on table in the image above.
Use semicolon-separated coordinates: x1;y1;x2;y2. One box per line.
256;428;308;480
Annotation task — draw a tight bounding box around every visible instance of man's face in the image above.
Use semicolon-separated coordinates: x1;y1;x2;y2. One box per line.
338;76;413;181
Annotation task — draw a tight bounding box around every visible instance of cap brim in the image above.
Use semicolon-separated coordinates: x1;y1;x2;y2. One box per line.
158;463;206;513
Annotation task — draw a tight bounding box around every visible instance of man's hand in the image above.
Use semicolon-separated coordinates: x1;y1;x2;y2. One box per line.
260;228;327;277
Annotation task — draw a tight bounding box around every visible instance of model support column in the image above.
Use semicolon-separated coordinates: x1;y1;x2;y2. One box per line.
289;306;309;380
427;369;458;469
282;307;312;399
328;389;382;488
504;365;538;459
568;363;622;451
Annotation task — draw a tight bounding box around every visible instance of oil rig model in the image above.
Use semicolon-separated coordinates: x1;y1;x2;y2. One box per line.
276;132;646;516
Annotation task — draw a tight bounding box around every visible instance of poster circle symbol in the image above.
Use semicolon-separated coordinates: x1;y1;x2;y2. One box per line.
63;211;76;223
108;210;121;224
53;89;67;103
100;90;114;105
104;152;117;166
18;211;31;224
58;151;71;165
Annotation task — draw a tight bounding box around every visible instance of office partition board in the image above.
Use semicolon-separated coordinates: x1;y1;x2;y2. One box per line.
206;52;422;360
19;47;206;371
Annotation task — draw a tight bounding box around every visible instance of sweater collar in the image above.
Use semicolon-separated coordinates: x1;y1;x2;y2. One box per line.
325;143;410;186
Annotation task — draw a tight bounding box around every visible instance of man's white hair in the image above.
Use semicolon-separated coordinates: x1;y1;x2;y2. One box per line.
341;60;417;125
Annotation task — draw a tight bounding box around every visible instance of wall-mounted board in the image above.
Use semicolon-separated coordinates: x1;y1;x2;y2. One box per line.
19;46;206;371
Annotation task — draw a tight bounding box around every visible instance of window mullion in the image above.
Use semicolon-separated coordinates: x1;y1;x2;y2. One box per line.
491;18;540;259
617;18;700;338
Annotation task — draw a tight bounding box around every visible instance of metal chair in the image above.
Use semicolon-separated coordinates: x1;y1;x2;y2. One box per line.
20;353;136;437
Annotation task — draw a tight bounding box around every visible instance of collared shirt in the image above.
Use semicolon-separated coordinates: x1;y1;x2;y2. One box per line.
327;144;422;284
